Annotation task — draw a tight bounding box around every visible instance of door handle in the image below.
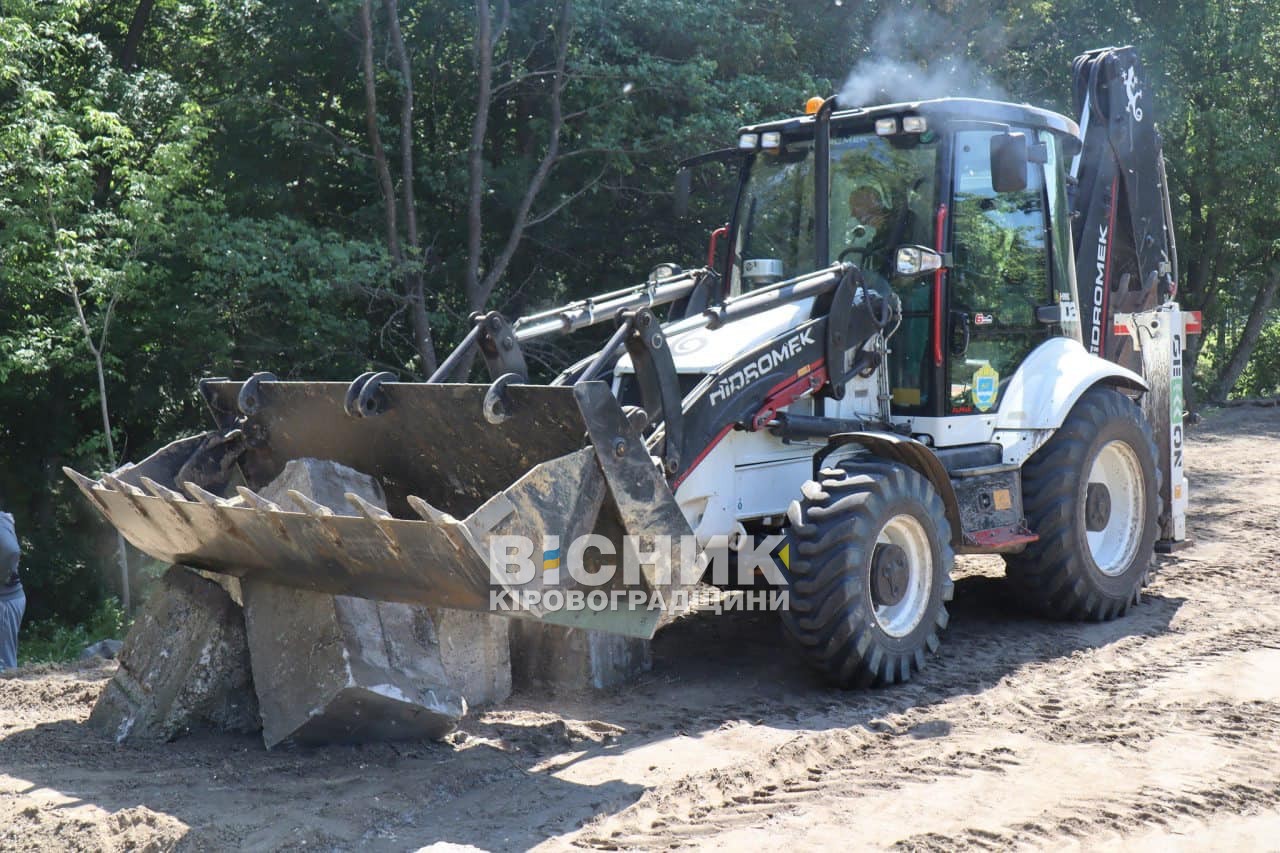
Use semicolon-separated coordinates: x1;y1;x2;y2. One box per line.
949;310;970;358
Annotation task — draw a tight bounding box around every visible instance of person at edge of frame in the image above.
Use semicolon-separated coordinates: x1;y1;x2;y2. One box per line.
0;507;24;671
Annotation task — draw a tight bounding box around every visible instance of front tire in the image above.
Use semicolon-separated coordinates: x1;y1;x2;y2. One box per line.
782;461;954;688
1005;386;1159;620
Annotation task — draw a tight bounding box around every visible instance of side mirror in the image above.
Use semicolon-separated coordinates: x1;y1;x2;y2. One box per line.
895;245;946;278
989;132;1028;193
674;168;692;218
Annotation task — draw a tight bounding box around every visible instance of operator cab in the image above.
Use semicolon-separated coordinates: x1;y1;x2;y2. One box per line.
725;98;1082;425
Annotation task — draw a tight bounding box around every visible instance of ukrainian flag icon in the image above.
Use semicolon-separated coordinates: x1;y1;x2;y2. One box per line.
542;548;561;572
774;541;790;571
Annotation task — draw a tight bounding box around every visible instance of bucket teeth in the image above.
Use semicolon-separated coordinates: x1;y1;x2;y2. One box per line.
63;467;99;492
102;473;145;497
344;492;400;555
344;492;392;521
179;480;253;542
182;480;229;506
286;489;335;517
234;486;293;541
407;494;453;524
63;467;108;512
136;476;197;528
65;467;107;498
139;477;188;502
235;486;282;513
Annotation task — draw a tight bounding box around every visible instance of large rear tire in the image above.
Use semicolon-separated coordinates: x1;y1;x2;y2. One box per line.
1005;385;1159;620
782;461;954;688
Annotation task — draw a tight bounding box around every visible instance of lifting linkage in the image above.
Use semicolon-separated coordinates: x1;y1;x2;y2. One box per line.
62;258;888;638
378;260;878;484
341;266;713;422
426;268;711;385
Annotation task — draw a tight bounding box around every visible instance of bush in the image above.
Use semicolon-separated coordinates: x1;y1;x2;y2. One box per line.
18;596;129;665
1235;318;1280;398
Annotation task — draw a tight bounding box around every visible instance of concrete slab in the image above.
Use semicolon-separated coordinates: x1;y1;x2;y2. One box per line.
243;459;510;747
89;566;259;742
510;621;650;691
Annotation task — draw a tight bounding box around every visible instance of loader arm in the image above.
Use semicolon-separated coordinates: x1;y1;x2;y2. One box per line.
66;262;893;637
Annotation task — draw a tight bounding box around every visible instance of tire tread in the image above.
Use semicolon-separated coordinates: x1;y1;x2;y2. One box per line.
782;461;954;687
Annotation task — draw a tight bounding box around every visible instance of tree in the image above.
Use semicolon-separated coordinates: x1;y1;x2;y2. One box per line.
1;9;153;609
358;0;438;374
1210;266;1280;401
464;0;575;313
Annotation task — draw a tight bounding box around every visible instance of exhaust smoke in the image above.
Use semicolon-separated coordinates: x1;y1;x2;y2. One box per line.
839;9;1009;107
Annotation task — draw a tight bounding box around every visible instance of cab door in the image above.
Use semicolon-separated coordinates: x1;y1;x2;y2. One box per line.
945;129;1052;415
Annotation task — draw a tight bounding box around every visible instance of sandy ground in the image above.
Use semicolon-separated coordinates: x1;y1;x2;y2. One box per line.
3;405;1280;851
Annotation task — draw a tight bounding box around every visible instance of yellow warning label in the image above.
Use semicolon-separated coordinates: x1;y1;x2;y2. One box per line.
893;387;922;406
993;488;1012;511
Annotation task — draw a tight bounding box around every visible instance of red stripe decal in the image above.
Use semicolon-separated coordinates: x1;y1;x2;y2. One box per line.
760;357;824;399
671;423;734;490
672;357;826;490
933;204;948;367
750;360;828;430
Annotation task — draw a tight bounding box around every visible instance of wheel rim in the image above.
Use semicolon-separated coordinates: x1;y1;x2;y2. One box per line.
870;514;934;637
1085;440;1146;576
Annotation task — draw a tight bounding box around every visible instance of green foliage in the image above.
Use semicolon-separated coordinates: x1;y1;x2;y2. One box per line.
0;1;406;626
1236;315;1280;398
18;595;129;665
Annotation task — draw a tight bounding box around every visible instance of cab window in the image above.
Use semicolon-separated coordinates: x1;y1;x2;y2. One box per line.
947;129;1050;415
828;135;940;411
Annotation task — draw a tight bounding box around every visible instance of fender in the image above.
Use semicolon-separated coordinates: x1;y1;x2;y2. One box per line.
995;337;1147;432
816;431;963;544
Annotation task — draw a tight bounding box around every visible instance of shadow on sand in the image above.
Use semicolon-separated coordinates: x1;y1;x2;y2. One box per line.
0;572;1183;850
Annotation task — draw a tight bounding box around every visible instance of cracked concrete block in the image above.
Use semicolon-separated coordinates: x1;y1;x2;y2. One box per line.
509;621;651;691
431;608;512;706
244;459;510;748
88;566;259;742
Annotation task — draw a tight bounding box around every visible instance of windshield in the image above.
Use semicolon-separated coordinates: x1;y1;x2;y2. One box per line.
731;133;940;294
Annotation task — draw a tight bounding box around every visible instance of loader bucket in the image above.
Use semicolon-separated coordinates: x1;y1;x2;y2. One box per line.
66;380;694;638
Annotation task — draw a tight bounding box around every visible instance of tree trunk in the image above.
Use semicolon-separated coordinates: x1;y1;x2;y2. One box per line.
89;329;130;614
384;0;437;374
358;0;439;375
1210;267;1280;402
1182;283;1218;412
51;170;132;612
94;0;156;205
358;1;401;265
68;288;131;613
464;0;503;308
120;0;155;71
466;0;571;312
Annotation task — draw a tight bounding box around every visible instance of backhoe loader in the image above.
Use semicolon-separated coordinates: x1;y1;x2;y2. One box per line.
70;46;1198;687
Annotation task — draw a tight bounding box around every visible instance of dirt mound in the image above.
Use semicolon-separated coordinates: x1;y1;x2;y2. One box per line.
3;406;1280;850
